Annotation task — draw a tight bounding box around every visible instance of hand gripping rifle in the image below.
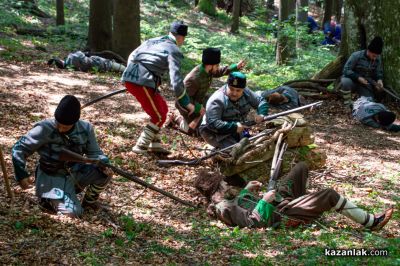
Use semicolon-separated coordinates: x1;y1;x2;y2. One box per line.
365;78;400;101
157;101;322;167
59;148;196;208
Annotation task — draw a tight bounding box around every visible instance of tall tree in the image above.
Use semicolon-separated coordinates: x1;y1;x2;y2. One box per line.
56;0;65;26
296;0;308;49
113;0;141;59
296;0;308;23
322;0;333;27
230;0;241;33
333;0;343;22
87;0;112;51
341;0;400;92
276;0;295;65
267;0;275;10
198;0;216;16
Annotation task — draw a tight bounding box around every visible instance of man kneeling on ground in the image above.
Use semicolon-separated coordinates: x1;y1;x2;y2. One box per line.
12;95;113;218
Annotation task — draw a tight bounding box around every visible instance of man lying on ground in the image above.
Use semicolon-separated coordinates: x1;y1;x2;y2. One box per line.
48;50;126;73
256;86;301;111
195;162;393;230
352;96;400;132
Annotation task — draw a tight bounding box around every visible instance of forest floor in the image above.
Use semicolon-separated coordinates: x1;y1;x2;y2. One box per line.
0;61;399;265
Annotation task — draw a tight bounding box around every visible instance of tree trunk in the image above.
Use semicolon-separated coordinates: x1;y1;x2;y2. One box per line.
56;0;65;26
113;0;141;60
230;0;241;33
195;0;199;7
333;0;343;22
267;0;274;10
88;0;112;51
296;0;308;23
341;0;400;92
296;0;308;49
322;0;333;27
198;0;216;16
276;0;294;65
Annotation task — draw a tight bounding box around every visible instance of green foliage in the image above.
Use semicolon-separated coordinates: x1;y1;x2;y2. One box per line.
120;214;154;241
198;0;216;16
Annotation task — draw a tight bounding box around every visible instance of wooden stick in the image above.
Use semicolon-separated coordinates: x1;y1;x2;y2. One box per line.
270;122;287;179
0;147;15;201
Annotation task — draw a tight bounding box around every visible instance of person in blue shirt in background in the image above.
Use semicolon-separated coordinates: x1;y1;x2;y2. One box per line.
322;15;341;45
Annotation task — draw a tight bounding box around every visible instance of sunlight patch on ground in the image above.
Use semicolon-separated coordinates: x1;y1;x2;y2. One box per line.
120;112;149;123
29;73;90;87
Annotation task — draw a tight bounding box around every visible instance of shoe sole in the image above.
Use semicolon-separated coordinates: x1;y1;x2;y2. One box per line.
371;208;394;231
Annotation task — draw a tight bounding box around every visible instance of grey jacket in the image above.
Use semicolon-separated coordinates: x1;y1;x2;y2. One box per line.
12;119;108;198
343;50;383;82
352;96;399;131
257;86;300;110
65;51;113;72
202;85;269;134
122;35;188;103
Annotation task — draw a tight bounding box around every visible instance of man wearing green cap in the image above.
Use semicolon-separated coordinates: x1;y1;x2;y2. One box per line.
12;95;112;218
341;36;385;106
200;72;269;149
167;48;245;136
122;20;194;154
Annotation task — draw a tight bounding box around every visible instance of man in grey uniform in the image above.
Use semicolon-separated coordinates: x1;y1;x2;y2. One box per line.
256;86;301;111
200;72;269;149
122;21;194;154
352;96;400;132
341;37;384;105
48;51;126;73
12;95;112;218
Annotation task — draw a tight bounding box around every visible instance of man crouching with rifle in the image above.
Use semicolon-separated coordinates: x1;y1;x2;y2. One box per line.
195;161;393;231
12;95;112;218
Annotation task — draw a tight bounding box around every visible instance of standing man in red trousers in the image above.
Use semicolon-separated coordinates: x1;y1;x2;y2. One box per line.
122;21;194;154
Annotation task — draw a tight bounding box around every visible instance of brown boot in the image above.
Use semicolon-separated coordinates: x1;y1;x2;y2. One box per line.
370;208;394;231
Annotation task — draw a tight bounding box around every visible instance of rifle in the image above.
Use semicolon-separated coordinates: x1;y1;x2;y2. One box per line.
267;142;288;192
59;148;196;208
243;101;323;126
157;128;277;166
81;88;127;109
365;78;400;101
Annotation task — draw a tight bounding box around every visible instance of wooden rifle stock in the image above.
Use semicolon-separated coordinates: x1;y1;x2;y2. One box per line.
59;149;196;208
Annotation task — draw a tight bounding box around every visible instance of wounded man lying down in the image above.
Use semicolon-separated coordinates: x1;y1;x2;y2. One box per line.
195;162;393;230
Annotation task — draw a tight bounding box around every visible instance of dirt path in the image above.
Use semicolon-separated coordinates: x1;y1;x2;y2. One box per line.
0;62;399;264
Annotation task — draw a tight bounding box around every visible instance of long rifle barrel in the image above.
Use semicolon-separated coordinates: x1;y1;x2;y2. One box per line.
81;88;127;109
59;148;196;208
157;128;276;166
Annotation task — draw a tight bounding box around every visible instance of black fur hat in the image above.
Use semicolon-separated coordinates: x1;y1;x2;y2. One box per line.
170;21;188;36
54;95;81;125
368;36;383;54
377;111;395;126
202;48;221;65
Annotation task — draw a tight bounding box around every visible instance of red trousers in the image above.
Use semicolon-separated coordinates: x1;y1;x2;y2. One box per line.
125;81;168;127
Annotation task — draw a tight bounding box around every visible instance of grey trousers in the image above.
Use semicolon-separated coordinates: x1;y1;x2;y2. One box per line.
340;77;375;98
38;164;110;217
199;125;240;149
